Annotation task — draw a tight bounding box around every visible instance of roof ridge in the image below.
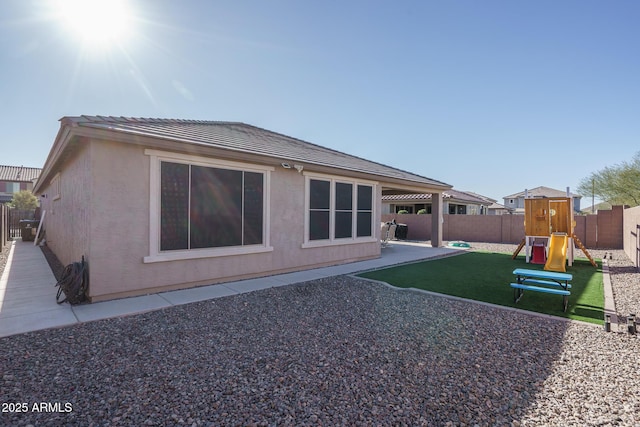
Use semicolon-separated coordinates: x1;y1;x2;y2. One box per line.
78;115;242;126
0;164;42;169
232;122;452;187
60;116;451;189
0;165;42;182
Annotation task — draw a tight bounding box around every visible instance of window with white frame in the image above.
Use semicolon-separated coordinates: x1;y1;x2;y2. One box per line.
145;150;273;262
305;175;375;246
6;182;20;194
52;173;61;200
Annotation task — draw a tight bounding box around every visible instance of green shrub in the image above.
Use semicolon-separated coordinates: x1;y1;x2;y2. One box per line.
397;209;409;214
9;190;38;210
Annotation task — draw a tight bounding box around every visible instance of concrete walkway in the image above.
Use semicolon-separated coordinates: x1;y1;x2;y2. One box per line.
0;240;459;338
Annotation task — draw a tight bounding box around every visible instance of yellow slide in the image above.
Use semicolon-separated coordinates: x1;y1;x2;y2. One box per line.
544;233;568;272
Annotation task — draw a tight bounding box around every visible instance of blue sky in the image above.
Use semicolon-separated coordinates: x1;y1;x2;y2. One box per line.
2;0;638;204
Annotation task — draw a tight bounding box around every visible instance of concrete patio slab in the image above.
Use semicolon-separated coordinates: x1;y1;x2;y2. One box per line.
0;239;459;337
0;283;54;300
0;307;77;337
72;294;172;323
223;276;286;293
159;283;240;306
267;269;330;286
0;295;68;318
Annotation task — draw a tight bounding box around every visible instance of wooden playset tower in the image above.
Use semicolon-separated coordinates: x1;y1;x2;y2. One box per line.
512;191;596;271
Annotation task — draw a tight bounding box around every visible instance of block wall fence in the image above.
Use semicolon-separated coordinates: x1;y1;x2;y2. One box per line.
382;205;628;250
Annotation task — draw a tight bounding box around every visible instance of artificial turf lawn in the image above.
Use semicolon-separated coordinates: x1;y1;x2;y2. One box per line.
358;251;604;325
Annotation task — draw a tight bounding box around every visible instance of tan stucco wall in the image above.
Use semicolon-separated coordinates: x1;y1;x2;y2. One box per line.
39;143;92;268
70;139;381;301
623;205;640;268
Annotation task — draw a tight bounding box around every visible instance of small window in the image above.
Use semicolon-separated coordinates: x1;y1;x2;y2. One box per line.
7;182;20;193
356;185;372;237
52;174;61;200
309;179;330;240
335;182;353;239
396;205;413;214
448;204;467;215
160;162;189;251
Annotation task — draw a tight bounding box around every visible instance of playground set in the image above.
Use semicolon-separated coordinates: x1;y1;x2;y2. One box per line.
511;192;597;272
509;191;597;311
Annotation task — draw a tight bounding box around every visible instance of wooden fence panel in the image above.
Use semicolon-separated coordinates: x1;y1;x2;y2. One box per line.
1;205;7;249
8;208;37;240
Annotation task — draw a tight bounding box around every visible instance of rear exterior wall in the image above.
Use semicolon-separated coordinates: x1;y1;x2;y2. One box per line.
77;139;382;301
38;142;92;269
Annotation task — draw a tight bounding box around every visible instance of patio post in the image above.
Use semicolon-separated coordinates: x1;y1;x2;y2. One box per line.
431;192;443;247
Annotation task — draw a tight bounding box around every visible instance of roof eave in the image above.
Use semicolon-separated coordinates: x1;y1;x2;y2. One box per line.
33;121;74;194
69;122;454;192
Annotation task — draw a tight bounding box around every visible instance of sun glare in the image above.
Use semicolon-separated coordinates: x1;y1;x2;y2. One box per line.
54;0;132;47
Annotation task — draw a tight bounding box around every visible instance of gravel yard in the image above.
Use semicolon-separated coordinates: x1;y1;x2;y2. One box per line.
0;241;639;426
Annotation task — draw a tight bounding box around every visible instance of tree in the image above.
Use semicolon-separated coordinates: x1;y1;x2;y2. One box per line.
9;190;39;210
577;152;640;207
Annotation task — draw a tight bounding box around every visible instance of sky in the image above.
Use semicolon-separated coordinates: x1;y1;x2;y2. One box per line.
1;0;639;205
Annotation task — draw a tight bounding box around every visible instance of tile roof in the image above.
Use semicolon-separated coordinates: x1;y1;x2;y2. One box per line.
63;116;451;189
581;202;612;213
382;193;446;201
503;186;580;199
0;165;42;182
488;202;509;210
460;191;497;204
382;189;492;205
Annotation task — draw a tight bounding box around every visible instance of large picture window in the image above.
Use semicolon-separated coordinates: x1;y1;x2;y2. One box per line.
160;161;264;251
145;150;273;263
306;175;376;246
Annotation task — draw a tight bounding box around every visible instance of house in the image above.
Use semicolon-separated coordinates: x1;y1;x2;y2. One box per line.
382;189;492;215
460;192;512;215
33;116;452;302
486;202;510;215
0;165;42;204
503;186;582;214
462;192;510;215
580;201;613;214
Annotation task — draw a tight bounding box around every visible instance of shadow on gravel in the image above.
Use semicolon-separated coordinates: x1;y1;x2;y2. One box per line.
0;276;573;426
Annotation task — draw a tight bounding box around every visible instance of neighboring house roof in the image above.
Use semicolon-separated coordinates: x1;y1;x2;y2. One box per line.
460;191;497;204
0;165;42;182
487;202;509;210
39;116;451;191
581;202;612;213
503;186;581;199
382;189;492;205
